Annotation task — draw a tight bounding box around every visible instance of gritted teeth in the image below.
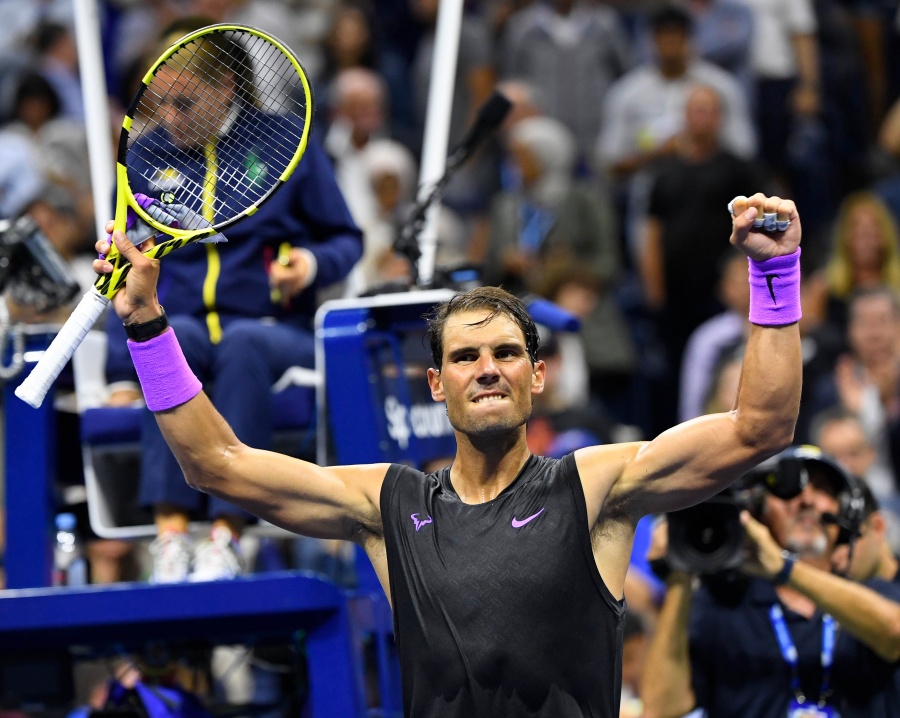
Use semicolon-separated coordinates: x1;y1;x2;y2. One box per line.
473;394;504;403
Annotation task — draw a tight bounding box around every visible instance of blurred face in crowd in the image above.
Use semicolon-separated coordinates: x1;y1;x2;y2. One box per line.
372;172;401;213
654;26;691;77
329;6;372;68
848;293;899;367
817;417;875;481
844;201;888;272
154;65;235;148
684;85;722;145
335;72;385;147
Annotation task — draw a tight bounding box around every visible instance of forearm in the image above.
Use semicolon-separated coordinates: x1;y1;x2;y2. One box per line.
638;219;665;309
640;574;697;718
154;389;243;489
732;322;801;449
786;561;900;662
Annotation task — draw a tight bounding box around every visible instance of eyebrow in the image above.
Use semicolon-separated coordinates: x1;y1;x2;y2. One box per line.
446;342;525;360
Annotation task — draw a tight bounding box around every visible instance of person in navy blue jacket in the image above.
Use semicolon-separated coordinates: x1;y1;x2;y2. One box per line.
104;26;363;583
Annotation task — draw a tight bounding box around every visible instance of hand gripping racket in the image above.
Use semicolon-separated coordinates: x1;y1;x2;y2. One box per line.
15;24;313;408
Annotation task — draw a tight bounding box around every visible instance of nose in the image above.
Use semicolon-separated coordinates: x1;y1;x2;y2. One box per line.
797;482;816;508
475;351;500;382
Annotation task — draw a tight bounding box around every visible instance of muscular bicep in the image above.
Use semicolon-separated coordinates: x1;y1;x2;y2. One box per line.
606;412;766;518
192;442;389;542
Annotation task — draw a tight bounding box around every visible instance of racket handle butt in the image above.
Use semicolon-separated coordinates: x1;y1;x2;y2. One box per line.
14;290;110;409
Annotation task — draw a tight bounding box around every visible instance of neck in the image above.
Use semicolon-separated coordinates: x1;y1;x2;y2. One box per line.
449;431;531;504
659;60;688;81
677;135;718;162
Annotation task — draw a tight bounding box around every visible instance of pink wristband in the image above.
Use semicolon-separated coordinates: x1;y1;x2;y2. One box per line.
748;249;802;326
128;328;202;411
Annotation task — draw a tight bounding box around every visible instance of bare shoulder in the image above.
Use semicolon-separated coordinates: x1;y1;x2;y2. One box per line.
572;442;646;524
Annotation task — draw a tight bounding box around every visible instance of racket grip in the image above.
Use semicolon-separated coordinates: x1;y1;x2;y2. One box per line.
14;289;110;408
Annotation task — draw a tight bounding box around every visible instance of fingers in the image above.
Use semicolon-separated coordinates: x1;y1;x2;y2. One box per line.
728;193;795;232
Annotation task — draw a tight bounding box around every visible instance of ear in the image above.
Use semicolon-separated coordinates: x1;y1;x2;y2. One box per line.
427;367;445;402
531;359;546;395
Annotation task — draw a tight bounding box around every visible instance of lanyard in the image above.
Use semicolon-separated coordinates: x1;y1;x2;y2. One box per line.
769;604;836;705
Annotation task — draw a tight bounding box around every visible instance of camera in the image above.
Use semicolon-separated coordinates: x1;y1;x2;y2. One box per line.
666;479;767;575
0;214;80;313
666;445;862;575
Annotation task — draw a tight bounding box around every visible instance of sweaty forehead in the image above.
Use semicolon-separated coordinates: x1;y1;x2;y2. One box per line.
444;310;525;344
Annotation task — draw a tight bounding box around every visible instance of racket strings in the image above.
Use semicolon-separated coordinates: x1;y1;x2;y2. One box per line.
127;28;309;227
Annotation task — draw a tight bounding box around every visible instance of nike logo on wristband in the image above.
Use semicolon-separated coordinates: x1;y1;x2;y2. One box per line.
765;274;779;304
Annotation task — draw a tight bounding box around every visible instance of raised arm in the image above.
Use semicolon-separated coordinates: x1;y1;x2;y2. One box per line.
93;228;387;545
581;194;802;520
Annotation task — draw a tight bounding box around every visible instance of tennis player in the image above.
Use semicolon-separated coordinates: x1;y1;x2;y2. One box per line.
94;192;802;717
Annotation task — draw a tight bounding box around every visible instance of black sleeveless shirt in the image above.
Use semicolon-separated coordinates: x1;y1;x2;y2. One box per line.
381;453;626;717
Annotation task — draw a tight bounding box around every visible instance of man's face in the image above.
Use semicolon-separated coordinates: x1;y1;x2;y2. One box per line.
684;86;722;143
653;27;691;72
818;418;874;481
427;310;545;438
765;469;840;560
849;294;899;366
154;66;235;148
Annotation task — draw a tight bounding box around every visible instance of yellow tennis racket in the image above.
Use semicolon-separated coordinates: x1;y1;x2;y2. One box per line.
16;23;313;408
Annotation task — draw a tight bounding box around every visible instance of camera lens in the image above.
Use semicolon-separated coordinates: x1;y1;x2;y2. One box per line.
668;498;745;574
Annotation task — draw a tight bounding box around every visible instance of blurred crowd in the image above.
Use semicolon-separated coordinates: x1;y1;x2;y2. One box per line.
2;0;900;714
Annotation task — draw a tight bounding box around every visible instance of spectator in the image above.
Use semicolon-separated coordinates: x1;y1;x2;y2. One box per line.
678;249;749;421
597;5;756;259
103;26;363;585
31;21;83;121
741;0;821;172
812;406;900;553
597;6;756;178
483;115;636;413
802;191;900;338
498;0;631;166
323;67;390;239
642;446;900;718
810;287;900;485
639;83;768;432
409;0;496;219
3;71;92;214
0;130;42;219
678;0;754;95
317;0;416;150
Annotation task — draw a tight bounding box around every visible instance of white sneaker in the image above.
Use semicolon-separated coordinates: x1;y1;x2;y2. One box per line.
149;531;193;584
190;526;245;582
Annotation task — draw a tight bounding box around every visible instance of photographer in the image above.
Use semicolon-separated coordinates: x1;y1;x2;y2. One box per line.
641;446;900;718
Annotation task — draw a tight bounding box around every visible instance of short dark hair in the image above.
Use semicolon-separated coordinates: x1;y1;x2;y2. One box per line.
650;5;693;34
426;286;539;369
14;71;61;118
